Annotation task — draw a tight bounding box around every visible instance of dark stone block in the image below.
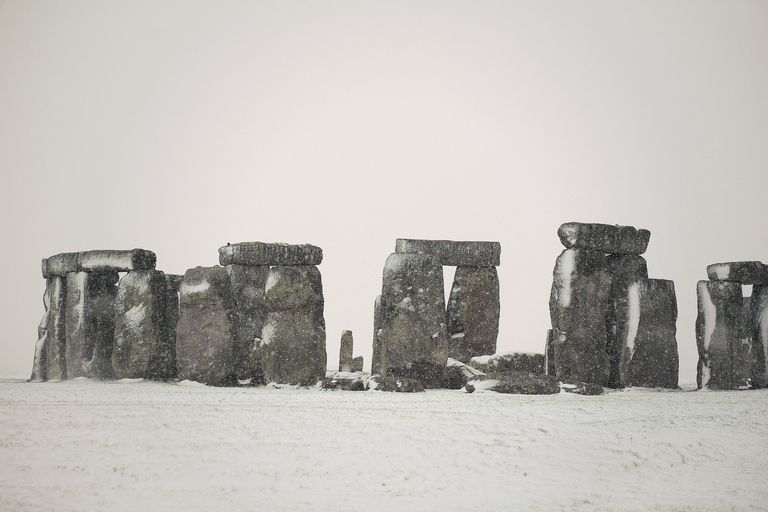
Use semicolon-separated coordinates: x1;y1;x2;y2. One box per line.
226;264;269;382
339;330;354;372
45;276;67;380
707;261;768;285
219;242;323;266
557;223;650;255
470;352;545;375
42;249;156;277
394;239;501;267
750;285;768;388
447;266;500;362
489;372;561;395
372;376;425;392
696;280;743;390
351;356;364;373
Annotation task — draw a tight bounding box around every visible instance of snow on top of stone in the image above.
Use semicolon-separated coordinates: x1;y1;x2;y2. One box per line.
711;264;731;281
180;281;210;295
470;355;493;365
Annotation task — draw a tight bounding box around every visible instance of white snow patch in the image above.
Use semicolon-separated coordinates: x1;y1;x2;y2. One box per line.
451;333;465;339
700;283;717;351
264;270;280;293
177;379;206;387
123;304;147;333
470;355;493;365
180;280;210;295
626;282;641;360
557;250;575;308
116;378;144;384
260;322;275;347
712;264;731;280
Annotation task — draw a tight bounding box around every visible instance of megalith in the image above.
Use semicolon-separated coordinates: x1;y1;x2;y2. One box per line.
30;279;53;382
751;285;768;388
446;266;500;362
557;223;651;255
371;295;383;375
164;274;182;379
225;264;269;382
696;280;744;389
45;276;67;380
339;330;354;372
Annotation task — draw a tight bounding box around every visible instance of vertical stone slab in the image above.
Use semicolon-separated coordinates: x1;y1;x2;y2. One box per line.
176;266;237;386
378;253;447;388
605;255;648;388
751;285;768;388
549;249;612;386
544;329;556;376
225;264;269;382
696;280;743;389
164;274;182;379
446;266;500;363
371;295;383;375
113;270;172;379
261;265;327;385
31;279;53;381
64;272;89;378
619;279;678;388
735;296;754;387
46;276;67;380
85;271;118;379
339;330;354;372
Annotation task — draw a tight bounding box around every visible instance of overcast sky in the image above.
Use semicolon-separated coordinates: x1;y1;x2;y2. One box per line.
1;1;767;380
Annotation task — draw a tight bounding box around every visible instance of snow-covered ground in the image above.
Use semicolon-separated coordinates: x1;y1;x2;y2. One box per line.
2;376;767;512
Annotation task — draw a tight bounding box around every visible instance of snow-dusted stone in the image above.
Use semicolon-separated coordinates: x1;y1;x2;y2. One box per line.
176;266;238;386
321;372;367;391
339;330;354;372
618;279;679;388
225;264;269;382
351;356;363;373
394;239;501;267
545;330;556;376
488;372;560;395
557;223;651;255
605;254;649;387
218;242;323;267
64;271;118;379
112;270;173;380
261;265;327;385
42;249;156;277
446;266;500;363
707;261;768;285
371;376;425;392
736;296;755;387
377;253;448;388
469;353;545;375
696;280;743;390
750;285;768;388
371;295;383;374
30;279;53;381
164;274;182;379
45;276;67;380
549;249;613;386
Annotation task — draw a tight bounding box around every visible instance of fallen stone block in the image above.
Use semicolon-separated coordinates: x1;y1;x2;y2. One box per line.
445;358;486;389
707;261;768;285
371;376;425;392
557;223;650;255
488;372;561;395
447;266;500;362
469;352;545;376
218;242;323;267
696;280;743;390
42;249;156;277
394;239;501;267
339;330;354;372
559;380;605;395
321;372;367;391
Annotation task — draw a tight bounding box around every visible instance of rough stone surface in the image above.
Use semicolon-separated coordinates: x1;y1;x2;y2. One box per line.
618;279;679;388
371;295;383;374
219;242;323;267
321;372;367;391
377;253;448;388
707;261;768;285
31;279;53;382
339;330;353;372
394;239;501;267
446;266;500;362
549;249;613;386
557;223;650;255
750;285;768;388
112;270;173;380
489;372;561;395
164;274;182;379
470;353;545;376
696;280;743;390
226;264;269;382
372;376;425;392
545;330;556;376
261;265;326;385
176;266;238;386
605;254;649;387
45;276;67;380
42;249;156;277
351;356;364;373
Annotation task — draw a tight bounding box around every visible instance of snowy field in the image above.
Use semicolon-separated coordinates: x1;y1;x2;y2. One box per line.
2;376;768;512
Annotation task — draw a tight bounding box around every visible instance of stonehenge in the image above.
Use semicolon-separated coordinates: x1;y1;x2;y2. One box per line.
696;261;768;389
547;223;679;389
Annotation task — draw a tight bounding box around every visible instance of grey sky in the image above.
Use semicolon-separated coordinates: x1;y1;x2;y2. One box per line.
1;1;767;379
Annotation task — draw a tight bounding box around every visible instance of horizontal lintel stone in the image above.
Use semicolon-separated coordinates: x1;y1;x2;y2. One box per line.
394;239;501;267
42;249;156;277
707;261;768;285
557;223;650;255
218;242;323;266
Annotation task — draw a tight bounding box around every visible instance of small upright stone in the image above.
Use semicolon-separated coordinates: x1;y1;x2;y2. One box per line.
446;266;500;362
219;242;323;266
351;356;364;372
696;280;743;389
339;330;354;372
707;261;768;285
557;223;651;255
394;239;501;267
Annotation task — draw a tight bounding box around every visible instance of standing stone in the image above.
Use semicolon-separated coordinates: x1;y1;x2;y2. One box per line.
65;271;118;379
751;285;768;388
351;356;364;372
619;279;679;388
696;280;743;390
339;330;354;372
545;329;556;376
549;249;612;386
707;261;768;285
164;274;182;379
46;276;67;380
371;295;383;375
605;254;649;387
377;253;448;388
225;264;269;382
261;265;327;385
31;279;53;381
557;223;651;255
176;266;238;386
446;266;500;362
112;270;172;379
395;239;501;267
735;296;755;387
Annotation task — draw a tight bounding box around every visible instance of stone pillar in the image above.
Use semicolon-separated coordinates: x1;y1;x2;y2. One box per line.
261;265;327;385
225;264;269;382
176;266;237;386
544;329;556;376
446;266;500;362
696;280;743;389
371;295;383;375
618;279;678;388
31;279;53;381
164;274;182;380
113;270;173;379
549;248;612;386
339;330;354;372
751;285;768;388
377;253;447;388
45;276;67;380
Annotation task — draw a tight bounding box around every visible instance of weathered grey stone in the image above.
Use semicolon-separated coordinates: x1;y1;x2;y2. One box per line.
65;271;118;379
339;330;353;372
261;265;327;385
30;279;53;382
446;266;500;363
219;242;323;267
696;280;743;390
545;329;556;376
164;274;182;379
377;253;448;388
351;356;364;373
469;353;545;376
372;376;425;392
45;276;67;380
549;249;612;386
394;239;501;267
176;266;238;386
707;261;768;285
618;279;679;388
750;285;768;388
321;373;367;391
557;223;651;255
735;296;754;387
605;254;649;387
371;295;383;374
489;372;561;395
42;249;156;278
112;270;173;380
226;264;269;382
